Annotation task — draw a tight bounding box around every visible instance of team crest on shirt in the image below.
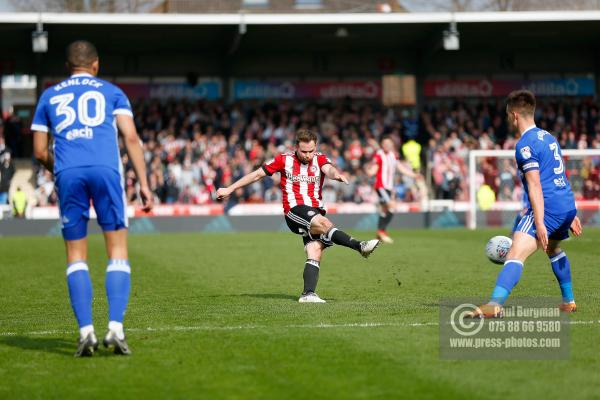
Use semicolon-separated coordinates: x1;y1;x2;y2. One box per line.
520;146;532;160
307;211;316;217
309;165;318;173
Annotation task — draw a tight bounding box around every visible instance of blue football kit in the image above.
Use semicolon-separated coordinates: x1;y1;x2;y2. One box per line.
31;73;133;240
513;126;576;240
32;72;134;345
490;125;577;306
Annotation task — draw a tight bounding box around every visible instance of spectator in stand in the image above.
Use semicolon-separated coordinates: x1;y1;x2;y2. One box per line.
11;186;27;218
20;96;600;207
35;169;55;206
401;138;421;172
0;151;15;204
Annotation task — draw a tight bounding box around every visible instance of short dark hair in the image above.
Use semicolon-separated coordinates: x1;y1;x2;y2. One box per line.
506;90;536;116
66;40;98;68
295;129;318;145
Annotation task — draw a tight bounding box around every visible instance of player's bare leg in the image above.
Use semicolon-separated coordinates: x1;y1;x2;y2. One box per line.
377;201;394;244
468;232;537;318
546;240;576;312
65;238;88;263
310;215;380;258
65;238;98;356
101;229;132;355
298;241;326;303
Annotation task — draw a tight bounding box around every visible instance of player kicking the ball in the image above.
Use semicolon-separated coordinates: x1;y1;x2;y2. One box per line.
469;90;582;318
216;129;380;303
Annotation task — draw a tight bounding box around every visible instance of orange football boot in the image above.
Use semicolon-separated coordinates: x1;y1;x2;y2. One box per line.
559;302;577;312
465;303;504;319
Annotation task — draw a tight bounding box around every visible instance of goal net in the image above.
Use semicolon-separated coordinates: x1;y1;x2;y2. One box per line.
468;149;600;230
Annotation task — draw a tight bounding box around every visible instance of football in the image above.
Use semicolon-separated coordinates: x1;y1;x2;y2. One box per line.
485;235;513;264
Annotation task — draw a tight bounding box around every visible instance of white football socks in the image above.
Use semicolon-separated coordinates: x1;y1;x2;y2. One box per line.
108;321;125;340
80;324;95;339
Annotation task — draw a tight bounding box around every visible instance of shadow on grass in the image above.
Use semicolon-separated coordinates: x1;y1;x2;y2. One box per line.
204;293;298;301
205;293;339;302
0;336;74;356
240;293;299;301
0;336;126;358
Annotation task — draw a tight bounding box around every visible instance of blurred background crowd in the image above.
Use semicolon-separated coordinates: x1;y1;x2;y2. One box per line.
1;97;598;209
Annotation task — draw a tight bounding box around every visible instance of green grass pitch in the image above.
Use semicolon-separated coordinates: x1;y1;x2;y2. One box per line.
1;228;599;399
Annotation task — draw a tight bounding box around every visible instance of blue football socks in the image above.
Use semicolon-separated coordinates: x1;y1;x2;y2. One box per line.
549;252;574;303
66;261;93;334
490;259;523;305
105;259;131;324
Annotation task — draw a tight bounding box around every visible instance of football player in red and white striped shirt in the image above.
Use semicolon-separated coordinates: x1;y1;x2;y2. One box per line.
216;129;380;303
367;136;418;244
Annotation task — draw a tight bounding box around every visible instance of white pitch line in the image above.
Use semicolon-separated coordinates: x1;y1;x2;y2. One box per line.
0;322;438;336
1;320;599;337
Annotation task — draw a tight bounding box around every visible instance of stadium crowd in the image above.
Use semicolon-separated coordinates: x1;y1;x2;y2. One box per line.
17;97;600;208
424;98;600;202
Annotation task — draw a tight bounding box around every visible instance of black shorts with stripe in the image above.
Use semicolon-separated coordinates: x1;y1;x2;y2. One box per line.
285;205;333;248
376;188;393;205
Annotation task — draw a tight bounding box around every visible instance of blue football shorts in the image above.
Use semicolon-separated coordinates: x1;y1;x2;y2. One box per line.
55;166;128;240
513;208;577;242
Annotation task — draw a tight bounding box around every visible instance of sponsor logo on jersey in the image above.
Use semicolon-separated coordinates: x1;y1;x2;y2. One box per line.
520;146;532;159
285;171;320;183
65;126;94;140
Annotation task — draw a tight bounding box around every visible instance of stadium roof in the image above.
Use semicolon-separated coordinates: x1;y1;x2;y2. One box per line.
1;11;599;78
3;10;600;24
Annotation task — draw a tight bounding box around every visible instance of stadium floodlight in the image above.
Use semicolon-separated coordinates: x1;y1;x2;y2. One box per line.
443;21;459;51
32;20;48;53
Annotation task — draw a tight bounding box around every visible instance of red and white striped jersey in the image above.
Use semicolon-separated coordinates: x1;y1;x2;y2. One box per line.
373;149;398;190
262;152;331;214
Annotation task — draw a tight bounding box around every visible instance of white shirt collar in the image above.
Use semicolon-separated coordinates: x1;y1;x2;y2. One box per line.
70;72;93;78
521;124;537;136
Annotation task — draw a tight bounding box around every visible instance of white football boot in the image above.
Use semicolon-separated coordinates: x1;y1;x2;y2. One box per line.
359;239;381;258
74;331;99;357
298;292;326;303
103;330;132;355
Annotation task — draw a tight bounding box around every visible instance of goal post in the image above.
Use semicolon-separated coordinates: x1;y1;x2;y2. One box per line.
468;148;600;230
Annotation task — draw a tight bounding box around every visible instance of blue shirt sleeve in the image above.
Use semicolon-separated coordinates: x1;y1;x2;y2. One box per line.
516;140;540;173
112;87;133;117
31;92;50;133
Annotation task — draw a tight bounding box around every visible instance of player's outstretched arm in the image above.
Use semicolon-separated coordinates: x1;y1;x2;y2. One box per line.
216;168;267;200
322;164;349;184
116;114;153;212
524;170;547;250
365;162;379;177
396;161;418;179
33;131;54;172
